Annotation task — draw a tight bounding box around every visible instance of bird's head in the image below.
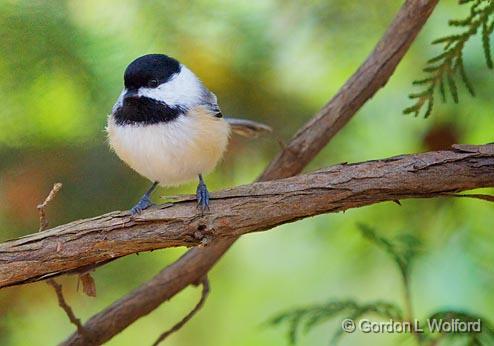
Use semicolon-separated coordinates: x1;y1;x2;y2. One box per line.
113;54;205;124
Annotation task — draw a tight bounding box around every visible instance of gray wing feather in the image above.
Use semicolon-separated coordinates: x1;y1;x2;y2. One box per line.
201;89;222;117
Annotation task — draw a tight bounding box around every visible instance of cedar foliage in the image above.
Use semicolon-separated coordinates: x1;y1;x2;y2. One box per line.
405;0;494;118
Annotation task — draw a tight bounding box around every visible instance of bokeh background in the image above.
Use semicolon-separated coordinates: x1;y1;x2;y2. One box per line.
0;0;493;345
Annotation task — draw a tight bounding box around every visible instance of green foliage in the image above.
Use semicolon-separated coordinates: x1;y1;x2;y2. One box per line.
268;300;402;345
269;225;493;345
404;0;494;118
357;223;420;284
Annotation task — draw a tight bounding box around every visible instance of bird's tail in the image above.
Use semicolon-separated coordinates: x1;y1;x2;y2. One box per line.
224;117;272;138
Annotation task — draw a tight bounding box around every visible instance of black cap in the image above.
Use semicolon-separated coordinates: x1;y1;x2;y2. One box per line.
124;54;181;90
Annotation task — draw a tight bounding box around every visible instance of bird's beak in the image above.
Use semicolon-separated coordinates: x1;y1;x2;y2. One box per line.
124;89;139;101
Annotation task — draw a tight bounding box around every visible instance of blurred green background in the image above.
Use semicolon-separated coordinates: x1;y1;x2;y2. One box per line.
0;0;493;345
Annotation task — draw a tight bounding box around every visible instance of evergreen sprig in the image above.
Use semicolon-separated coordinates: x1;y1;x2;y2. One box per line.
357;223;420;283
404;0;494;118
268;300;402;345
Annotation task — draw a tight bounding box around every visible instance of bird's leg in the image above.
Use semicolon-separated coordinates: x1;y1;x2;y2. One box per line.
130;181;158;215
196;174;210;214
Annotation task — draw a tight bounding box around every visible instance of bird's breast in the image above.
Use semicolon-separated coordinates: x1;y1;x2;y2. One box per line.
107;106;230;186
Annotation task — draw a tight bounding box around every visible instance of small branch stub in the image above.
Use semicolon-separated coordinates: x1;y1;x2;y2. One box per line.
37;183;62;232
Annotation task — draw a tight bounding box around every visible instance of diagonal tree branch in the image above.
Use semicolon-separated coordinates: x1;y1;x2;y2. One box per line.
59;0;440;344
259;0;440;181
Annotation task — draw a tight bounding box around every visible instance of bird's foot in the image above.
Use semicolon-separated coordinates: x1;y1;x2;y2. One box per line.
130;195;154;215
196;181;210;215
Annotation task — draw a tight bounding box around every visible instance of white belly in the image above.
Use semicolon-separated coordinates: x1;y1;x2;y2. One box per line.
107;108;230;186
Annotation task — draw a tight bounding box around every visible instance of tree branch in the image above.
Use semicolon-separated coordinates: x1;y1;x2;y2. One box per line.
2;144;493;290
60;0;440;344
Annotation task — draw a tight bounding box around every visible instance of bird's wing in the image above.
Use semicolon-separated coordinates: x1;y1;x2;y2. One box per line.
202;90;223;118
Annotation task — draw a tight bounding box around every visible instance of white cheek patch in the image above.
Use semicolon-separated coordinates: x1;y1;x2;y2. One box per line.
137;65;204;108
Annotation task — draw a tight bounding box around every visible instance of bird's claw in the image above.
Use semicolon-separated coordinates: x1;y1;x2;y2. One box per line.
130;195;154;215
196;182;210;215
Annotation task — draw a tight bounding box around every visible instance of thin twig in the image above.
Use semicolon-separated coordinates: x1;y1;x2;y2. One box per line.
37;182;62;232
441;192;494;202
37;184;90;341
46;279;90;341
152;277;210;346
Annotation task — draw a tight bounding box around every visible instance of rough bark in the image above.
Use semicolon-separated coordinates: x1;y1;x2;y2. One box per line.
61;0;440;344
3;144;493;290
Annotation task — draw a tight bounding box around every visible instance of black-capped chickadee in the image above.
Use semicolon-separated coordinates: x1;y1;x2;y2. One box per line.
107;54;270;215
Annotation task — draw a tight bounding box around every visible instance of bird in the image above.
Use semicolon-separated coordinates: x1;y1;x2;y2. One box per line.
107;54;271;215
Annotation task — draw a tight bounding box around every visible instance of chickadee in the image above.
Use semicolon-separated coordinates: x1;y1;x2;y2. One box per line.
107;54;270;215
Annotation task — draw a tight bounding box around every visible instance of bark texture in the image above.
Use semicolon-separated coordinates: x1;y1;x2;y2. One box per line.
3;144;493;290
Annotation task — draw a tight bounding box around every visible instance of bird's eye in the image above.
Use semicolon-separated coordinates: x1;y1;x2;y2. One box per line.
148;79;159;88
